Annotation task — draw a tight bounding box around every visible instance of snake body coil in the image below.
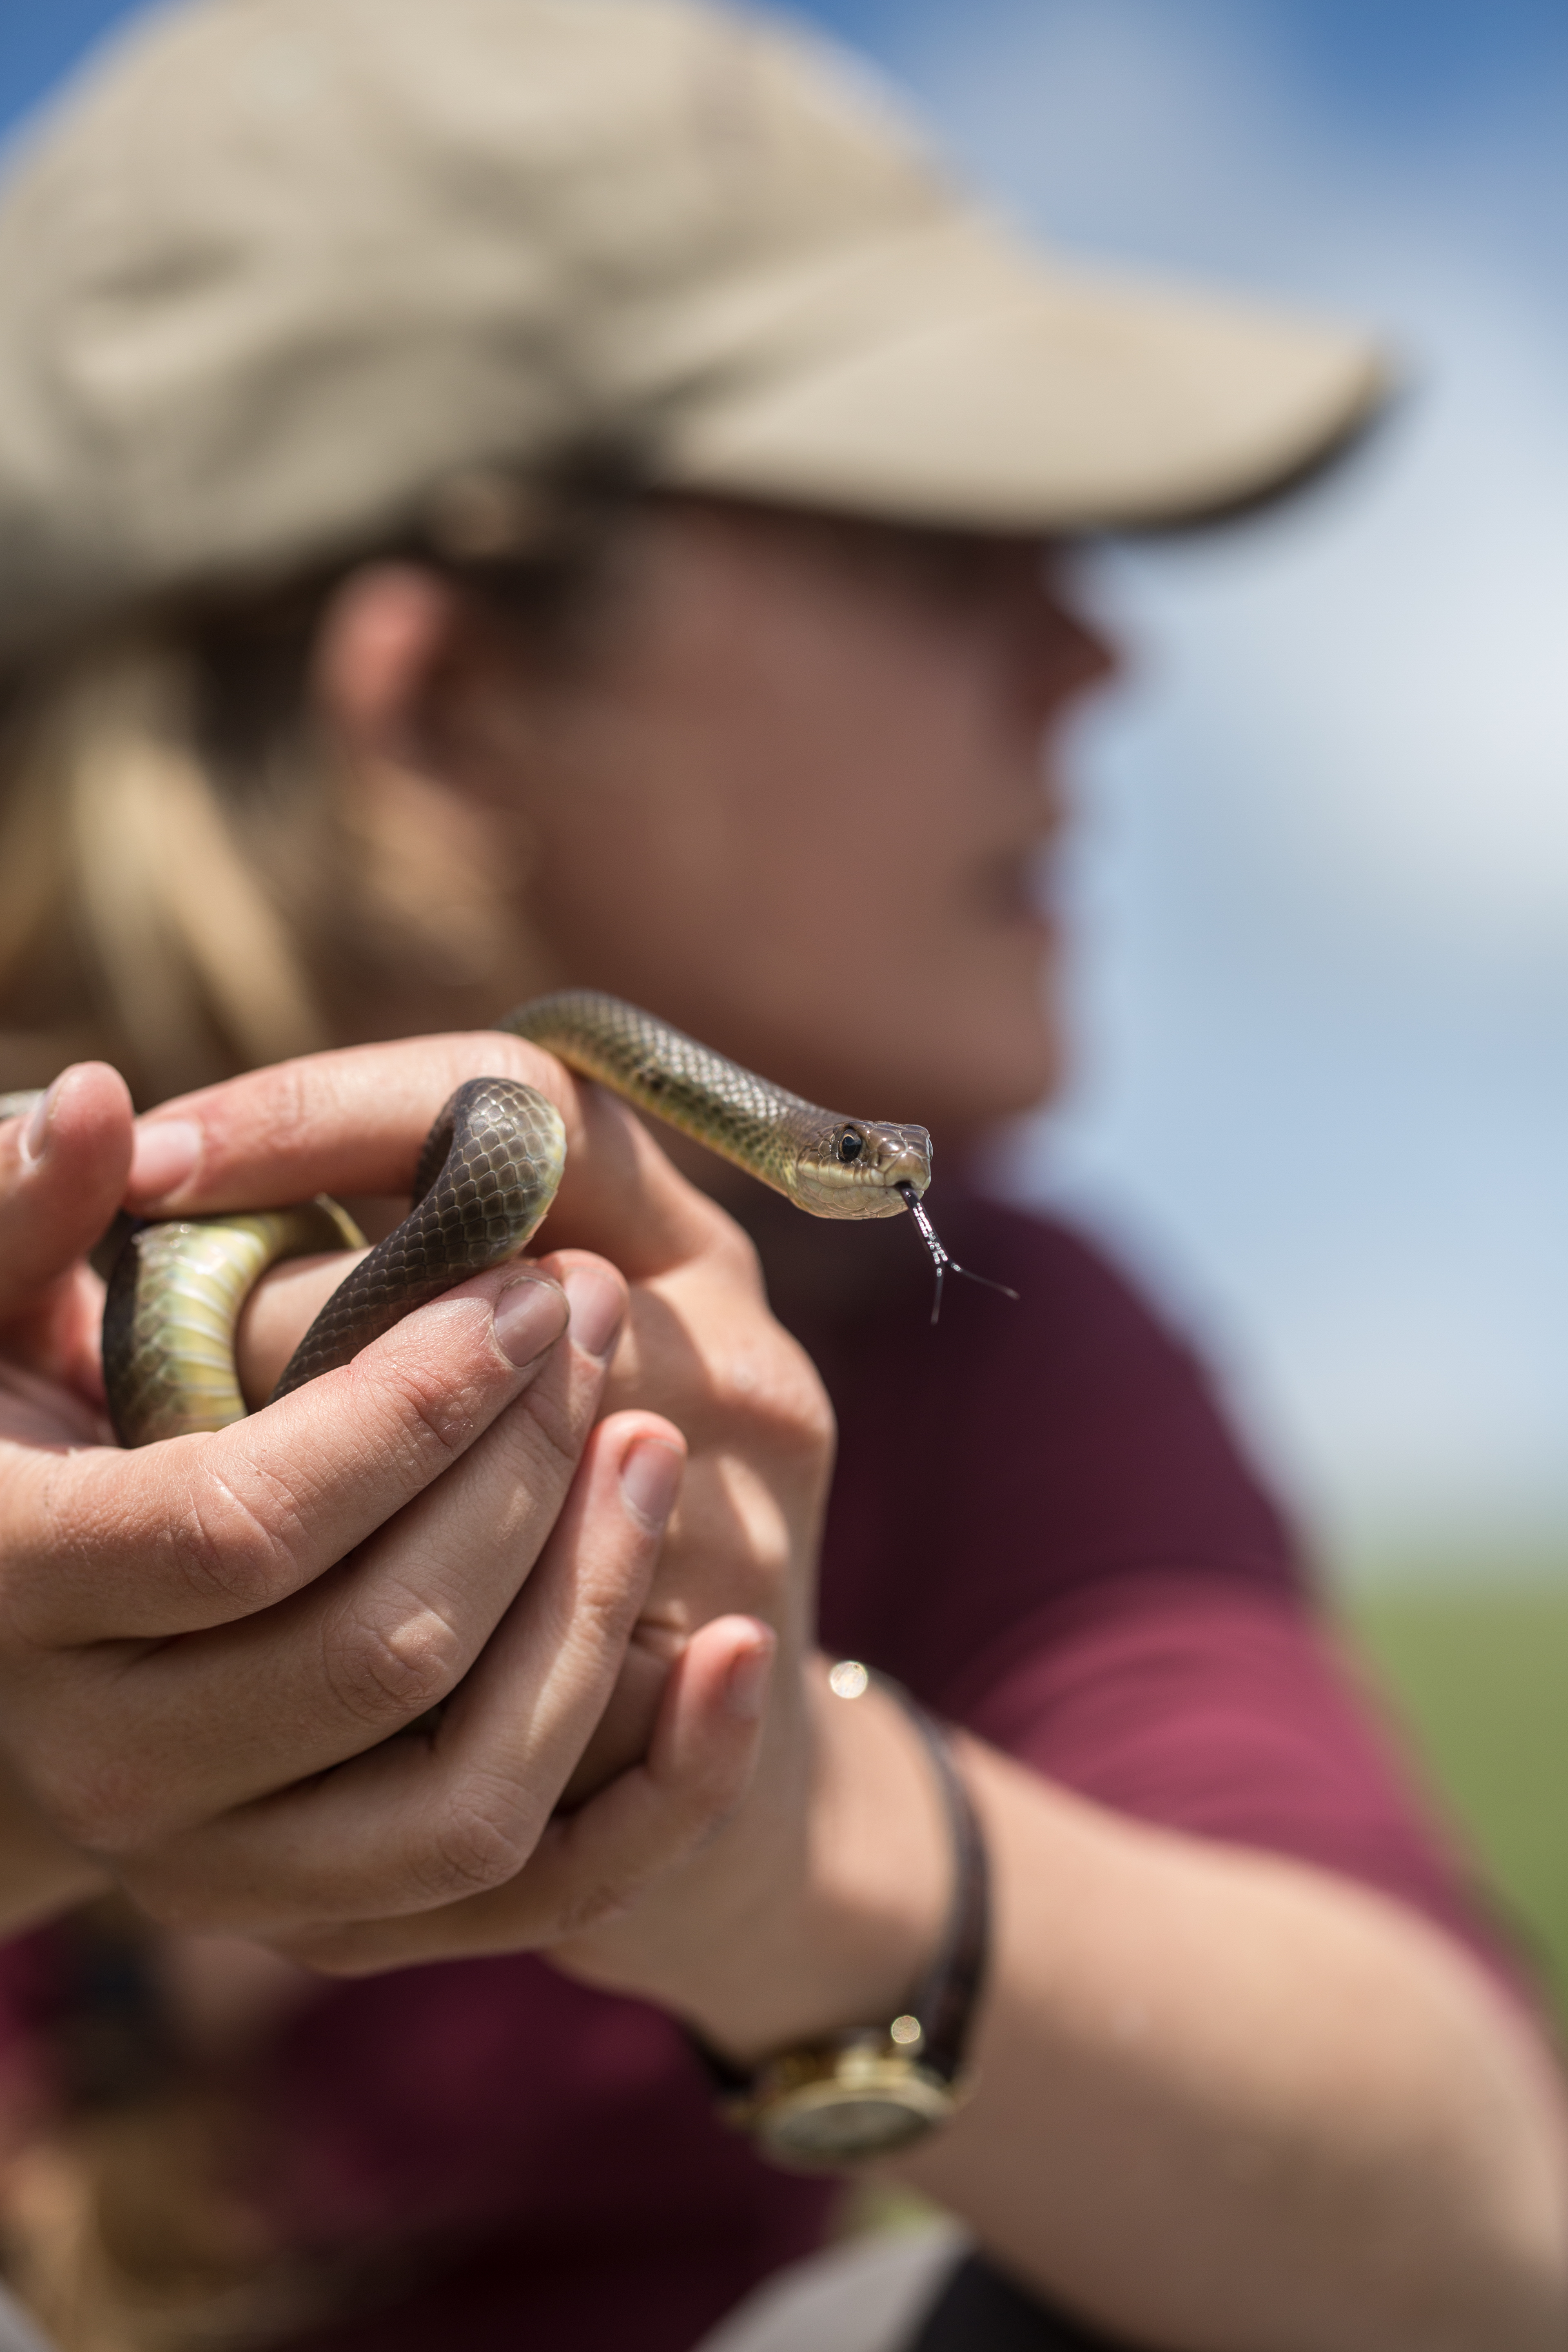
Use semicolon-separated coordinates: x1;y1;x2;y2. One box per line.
97;993;936;1448
507;992;930;1218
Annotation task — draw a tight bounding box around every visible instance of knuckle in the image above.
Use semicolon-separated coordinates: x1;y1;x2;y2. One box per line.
553;1877;641;1938
503;1383;587;1492
33;1745;163;1857
694;1204;763;1285
169;1457;311;1613
535;1547;643;1659
263;1058;314;1156
571;1579;641;1659
425;1771;537;1898
321;1594;463;1728
782;1370;837;1462
359;1349;483;1465
709;1340;835;1464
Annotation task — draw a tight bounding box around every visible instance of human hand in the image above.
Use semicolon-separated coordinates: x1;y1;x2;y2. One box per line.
155;1035;946;2060
0;1065;138;1931
0;1051;687;1946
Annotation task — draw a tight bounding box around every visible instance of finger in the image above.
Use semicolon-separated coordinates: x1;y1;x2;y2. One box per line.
235;1246;371;1408
0;1063;132;1326
1;1263;571;1648
277;1612;773;1973
505;1612;777;1944
126;1033;732;1283
233;1233;627;1421
0;1353;110;1450
593;1273;833;1638
94;1256;628;1831
121;1413;684;1934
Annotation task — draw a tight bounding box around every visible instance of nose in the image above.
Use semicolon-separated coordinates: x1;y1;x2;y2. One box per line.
875;1125;933;1195
1028;559;1120;717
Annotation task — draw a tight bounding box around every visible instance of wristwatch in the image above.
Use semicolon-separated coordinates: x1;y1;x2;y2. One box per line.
693;1668;989;2171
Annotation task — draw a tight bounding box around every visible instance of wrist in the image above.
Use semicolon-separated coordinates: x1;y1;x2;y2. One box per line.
680;1654;953;2060
693;1666;991;2170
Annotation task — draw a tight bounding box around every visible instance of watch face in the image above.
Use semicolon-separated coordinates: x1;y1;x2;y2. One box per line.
754;2067;957;2172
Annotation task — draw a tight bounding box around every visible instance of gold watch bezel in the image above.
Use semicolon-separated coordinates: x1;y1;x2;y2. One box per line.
730;2034;969;2171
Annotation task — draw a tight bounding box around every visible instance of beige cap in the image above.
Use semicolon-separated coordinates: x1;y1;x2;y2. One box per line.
0;0;1383;656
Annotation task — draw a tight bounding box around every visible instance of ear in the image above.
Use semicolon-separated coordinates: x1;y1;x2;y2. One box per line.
309;568;549;1002
314;563;548;806
312;563;466;777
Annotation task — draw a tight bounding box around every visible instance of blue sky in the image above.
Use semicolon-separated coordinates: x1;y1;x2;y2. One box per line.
4;2;1566;1571
795;0;1568;1569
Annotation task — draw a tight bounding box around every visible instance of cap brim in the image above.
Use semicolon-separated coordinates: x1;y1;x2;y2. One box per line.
659;214;1385;532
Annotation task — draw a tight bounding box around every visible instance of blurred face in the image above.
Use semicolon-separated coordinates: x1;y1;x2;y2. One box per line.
442;499;1113;1136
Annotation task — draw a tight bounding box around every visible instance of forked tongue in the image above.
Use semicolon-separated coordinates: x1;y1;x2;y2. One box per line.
896;1183;1020;1327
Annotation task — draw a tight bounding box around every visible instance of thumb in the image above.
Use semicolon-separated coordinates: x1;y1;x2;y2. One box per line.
0;1063;134;1330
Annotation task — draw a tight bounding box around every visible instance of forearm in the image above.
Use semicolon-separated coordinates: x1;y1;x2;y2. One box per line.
899;1736;1568;2352
624;1676;1568;2352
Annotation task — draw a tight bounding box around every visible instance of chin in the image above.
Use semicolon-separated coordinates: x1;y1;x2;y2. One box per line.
753;938;1063;1131
888;993;1063;1132
933;940;1065;1125
950;1031;1062;1128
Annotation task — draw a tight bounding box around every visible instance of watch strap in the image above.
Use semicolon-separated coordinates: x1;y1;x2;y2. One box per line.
688;1669;989;2147
893;1682;989;2086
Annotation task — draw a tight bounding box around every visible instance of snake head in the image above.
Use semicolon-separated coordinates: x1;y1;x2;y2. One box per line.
790;1118;933;1219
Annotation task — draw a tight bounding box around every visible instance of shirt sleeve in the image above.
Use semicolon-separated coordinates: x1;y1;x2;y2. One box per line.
949;1567;1518;1985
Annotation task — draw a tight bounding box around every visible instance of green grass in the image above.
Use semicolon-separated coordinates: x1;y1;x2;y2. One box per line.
1341;1579;1568;2020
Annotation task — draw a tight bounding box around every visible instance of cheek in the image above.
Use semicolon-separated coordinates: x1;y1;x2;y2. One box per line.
524;737;819;1020
747;698;1060;1115
519;648;901;1049
515;580;1063;1122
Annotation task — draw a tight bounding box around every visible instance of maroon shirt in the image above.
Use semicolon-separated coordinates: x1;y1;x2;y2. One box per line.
0;1201;1512;2348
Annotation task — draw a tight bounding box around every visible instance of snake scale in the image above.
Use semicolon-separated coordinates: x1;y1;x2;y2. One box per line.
5;993;1003;1451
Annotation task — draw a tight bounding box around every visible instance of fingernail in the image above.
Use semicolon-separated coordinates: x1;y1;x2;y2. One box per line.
619;1437;683;1532
725;1632;776;1722
564;1261;625;1361
129;1118;202;1200
19;1076;62;1167
492;1274;569;1368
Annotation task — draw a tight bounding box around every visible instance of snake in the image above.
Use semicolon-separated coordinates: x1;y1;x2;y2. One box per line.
6;993;1006;1451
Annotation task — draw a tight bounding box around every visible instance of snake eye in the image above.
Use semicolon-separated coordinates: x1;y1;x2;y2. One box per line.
837;1128;864;1165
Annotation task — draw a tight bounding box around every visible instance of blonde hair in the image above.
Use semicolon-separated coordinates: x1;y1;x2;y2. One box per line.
0;581;580;1108
0;552;593;2346
0;461;642;1105
0;632;334;1107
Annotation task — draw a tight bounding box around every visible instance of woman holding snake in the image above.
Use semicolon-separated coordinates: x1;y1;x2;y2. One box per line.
0;3;1562;2349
